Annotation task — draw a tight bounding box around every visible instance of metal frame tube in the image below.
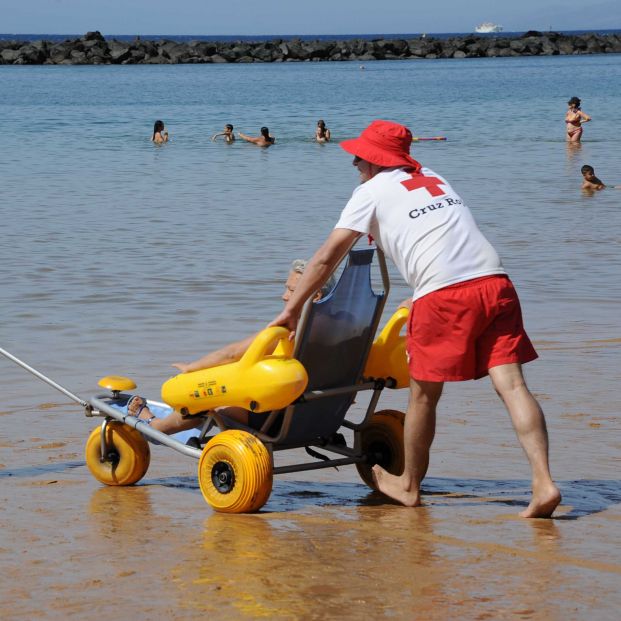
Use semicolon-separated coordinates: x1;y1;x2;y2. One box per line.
89;397;202;459
274;456;364;475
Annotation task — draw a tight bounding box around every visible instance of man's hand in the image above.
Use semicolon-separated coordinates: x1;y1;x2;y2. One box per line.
269;308;299;340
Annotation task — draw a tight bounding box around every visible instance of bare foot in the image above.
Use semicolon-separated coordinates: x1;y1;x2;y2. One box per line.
371;465;421;507
519;484;562;518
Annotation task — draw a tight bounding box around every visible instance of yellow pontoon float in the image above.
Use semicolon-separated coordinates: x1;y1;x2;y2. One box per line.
1;248;409;513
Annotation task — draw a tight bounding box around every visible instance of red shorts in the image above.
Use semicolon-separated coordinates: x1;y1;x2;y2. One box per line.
407;275;538;382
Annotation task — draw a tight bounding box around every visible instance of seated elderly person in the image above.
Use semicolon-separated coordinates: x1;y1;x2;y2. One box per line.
127;259;337;434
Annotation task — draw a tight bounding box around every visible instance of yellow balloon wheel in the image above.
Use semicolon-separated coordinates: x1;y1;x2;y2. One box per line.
85;422;151;486
356;409;405;489
198;430;273;513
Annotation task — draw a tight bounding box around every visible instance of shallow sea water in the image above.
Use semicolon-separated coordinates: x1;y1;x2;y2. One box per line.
1;55;620;619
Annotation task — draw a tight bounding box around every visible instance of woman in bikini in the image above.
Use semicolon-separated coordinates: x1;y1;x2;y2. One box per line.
565;97;591;142
315;119;331;143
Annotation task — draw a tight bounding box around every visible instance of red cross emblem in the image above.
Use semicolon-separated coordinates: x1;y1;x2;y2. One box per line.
401;171;446;197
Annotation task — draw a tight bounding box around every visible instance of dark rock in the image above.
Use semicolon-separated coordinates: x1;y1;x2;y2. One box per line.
540;38;559;55
70;50;88;63
49;42;72;63
586;39;604;53
18;44;47;63
137;40;158;56
129;49;146;62
87;44;108;58
558;40;575;54
166;43;192;63
253;43;276;62
1;48;20;63
0;40;20;52
82;31;105;42
509;40;527;52
1;31;620;64
108;40;131;63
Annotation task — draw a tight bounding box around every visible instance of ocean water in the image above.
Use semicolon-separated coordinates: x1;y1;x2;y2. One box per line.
1;54;620;619
2;54;620;387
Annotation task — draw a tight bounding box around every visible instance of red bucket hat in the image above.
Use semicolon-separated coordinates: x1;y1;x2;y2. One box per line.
340;120;421;170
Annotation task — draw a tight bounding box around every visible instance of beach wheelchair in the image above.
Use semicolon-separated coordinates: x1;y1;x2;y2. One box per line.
4;247;410;513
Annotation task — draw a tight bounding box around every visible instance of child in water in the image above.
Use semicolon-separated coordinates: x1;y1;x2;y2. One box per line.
152;120;169;144
581;165;605;190
212;124;235;143
315;119;331;143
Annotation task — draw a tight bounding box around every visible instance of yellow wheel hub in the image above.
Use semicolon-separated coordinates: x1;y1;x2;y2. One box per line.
198;430;272;513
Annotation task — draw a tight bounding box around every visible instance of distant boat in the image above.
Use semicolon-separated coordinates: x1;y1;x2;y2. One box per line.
475;22;503;34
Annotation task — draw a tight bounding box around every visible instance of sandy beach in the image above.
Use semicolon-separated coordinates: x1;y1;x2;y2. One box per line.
1;337;620;620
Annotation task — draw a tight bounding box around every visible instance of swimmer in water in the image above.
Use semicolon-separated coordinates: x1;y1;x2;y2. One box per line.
581;165;605;190
238;126;275;147
315;119;331;143
581;164;621;191
152;120;169;144
211;123;235;143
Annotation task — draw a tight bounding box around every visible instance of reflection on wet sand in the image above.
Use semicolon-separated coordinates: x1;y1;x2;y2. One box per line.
1;377;620;620
0;429;619;620
86;475;621;620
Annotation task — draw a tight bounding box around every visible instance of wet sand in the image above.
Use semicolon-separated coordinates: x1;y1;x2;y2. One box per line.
1;333;620;620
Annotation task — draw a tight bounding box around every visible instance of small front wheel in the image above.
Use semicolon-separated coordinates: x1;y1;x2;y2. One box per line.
198;430;272;513
356;409;405;489
85;421;150;486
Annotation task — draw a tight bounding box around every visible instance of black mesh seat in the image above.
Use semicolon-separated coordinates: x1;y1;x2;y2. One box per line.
268;247;386;447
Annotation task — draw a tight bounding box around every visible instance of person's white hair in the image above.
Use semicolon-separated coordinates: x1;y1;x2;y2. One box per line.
290;259;337;299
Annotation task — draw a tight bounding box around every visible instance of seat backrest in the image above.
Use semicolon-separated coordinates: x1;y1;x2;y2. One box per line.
278;247;385;445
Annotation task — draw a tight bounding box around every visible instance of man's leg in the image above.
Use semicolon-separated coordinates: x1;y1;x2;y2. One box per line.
488;363;561;518
372;379;443;506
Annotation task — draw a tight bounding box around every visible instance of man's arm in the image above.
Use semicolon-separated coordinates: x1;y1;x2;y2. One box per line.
269;228;362;335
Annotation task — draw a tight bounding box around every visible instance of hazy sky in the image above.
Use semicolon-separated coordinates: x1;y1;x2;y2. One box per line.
2;0;619;35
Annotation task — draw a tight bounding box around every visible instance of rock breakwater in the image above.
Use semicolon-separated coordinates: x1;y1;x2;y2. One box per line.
1;30;620;65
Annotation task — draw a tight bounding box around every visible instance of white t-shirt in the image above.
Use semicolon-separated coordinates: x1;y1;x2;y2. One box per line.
335;167;506;300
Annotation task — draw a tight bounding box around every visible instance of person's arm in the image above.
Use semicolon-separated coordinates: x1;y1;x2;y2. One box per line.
269;228;362;335
211;132;223;141
325;128;331;141
238;132;259;144
579;111;591;123
172;334;256;373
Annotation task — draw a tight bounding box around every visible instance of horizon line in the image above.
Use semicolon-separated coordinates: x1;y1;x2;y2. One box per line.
2;27;618;38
